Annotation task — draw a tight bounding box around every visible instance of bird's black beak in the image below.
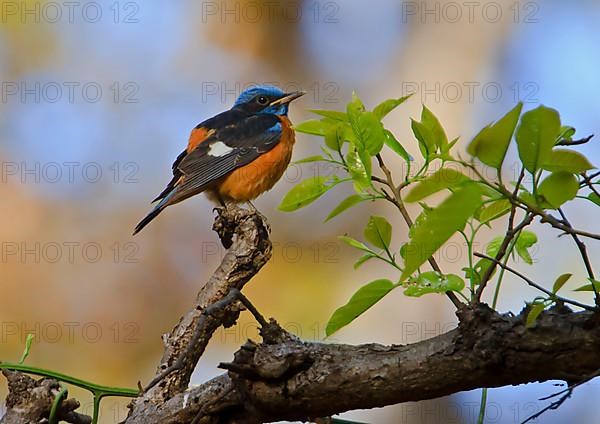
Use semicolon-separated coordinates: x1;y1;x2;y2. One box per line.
270;91;306;106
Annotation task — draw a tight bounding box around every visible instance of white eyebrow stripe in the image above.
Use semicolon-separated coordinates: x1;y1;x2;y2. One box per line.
208;141;234;157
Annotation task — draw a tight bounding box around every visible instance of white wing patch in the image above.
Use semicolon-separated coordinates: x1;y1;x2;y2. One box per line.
208;141;234;157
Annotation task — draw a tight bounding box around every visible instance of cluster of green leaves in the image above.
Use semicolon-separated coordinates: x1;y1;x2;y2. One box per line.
280;93;598;336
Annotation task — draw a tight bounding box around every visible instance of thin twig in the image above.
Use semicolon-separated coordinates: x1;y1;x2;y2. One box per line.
375;154;463;309
583;170;600;182
555;134;594;146
461;160;600;242
144;287;274;392
474;212;534;302
557;208;598;305
371;175;388;185
494;183;600;241
144;289;241;392
474;168;526;304
521;367;600;423
229;288;270;328
474;253;596;312
579;171;600;198
534;208;600;241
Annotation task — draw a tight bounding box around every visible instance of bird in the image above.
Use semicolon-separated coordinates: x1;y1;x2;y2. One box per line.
133;85;305;235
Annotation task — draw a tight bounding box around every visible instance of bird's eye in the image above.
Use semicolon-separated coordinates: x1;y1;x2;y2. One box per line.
257;96;269;105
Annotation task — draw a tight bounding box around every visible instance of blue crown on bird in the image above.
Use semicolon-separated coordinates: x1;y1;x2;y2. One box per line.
233;85;305;116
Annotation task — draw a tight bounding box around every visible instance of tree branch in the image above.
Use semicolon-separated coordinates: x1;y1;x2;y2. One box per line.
4;205;600;424
123;305;600;423
126;205;273;420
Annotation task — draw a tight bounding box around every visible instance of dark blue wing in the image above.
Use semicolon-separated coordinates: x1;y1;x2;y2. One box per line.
171;114;282;203
134;113;282;235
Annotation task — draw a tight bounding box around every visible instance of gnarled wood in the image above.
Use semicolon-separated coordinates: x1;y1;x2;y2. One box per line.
3;208;599;424
0;370;91;424
126;206;272;422
128;305;600;423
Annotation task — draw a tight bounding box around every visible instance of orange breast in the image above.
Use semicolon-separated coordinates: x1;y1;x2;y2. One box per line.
216;116;295;201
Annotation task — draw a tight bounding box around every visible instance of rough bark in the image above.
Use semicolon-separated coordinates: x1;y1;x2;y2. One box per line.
0;370;91;424
122;304;600;423
2;207;599;424
126;206;273;420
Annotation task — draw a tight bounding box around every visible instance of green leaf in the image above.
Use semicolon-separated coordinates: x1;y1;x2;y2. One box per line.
403;272;464;297
421;105;448;151
538;172;579;209
278;176;332;212
18;334;35;365
404;168;471;202
354;252;377;269
518;189;538;208
325;194;366;222
326;279;396;336
516;106;561;173
401;183;482;281
372;95;411;120
346;146;371;191
557;125;576;143
486;236;503;257
472;258;496;284
293;155;327;164
574;279;600;292
443;136;460;155
541;149;595;174
383;130;412;163
552;273;572;294
347;93;366;143
344;96;374;177
352;111;386;155
411;119;435;159
358;148;372;181
587;192;600;207
478;199;511;224
294;119;335;136
467;102;523;169
526;302;546;328
463;266;478;283
338;235;372;253
349;91;365;110
364;216;392;249
309;109;348;121
515;230;538;265
324;124;344;151
407;206;432;239
477;182;503;199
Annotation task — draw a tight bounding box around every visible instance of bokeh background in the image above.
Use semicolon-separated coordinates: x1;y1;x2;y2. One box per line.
1;0;599;422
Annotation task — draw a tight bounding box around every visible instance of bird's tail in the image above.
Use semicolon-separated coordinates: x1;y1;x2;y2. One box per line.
132;191;174;235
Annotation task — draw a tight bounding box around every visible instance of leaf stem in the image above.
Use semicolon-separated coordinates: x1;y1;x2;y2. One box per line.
490;237;518;309
474;253;597;311
48;383;68;424
375;153;463;309
557;208;599;306
477;387;488;424
0;362;139;397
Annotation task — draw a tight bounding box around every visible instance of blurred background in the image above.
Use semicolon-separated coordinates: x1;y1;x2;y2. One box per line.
1;0;599;422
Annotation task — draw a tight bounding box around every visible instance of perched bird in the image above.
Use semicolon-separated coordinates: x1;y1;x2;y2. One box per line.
133;85;305;235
